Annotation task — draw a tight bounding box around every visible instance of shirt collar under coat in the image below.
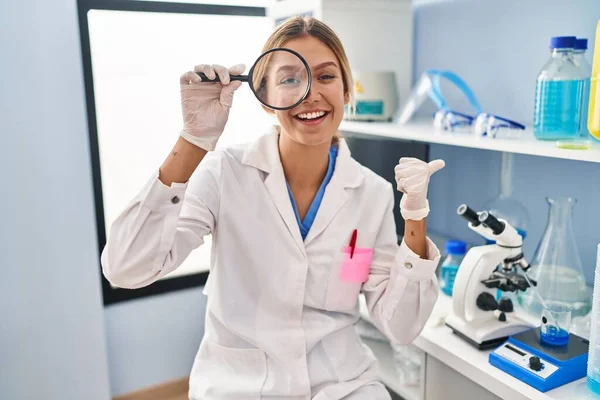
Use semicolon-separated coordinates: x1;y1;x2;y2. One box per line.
241;125;365;255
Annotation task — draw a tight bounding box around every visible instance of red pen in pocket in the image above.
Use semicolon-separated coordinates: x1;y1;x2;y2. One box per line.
349;229;357;258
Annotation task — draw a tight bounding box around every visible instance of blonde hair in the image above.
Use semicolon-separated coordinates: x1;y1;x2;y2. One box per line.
258;16;355;144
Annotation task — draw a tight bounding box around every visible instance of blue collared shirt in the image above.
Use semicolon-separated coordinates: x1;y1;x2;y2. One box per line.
286;146;338;240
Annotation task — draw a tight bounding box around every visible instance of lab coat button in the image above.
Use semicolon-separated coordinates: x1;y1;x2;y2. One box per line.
171;196;180;204
404;262;413;269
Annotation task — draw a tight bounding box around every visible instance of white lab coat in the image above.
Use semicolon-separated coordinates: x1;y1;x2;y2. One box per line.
102;126;441;400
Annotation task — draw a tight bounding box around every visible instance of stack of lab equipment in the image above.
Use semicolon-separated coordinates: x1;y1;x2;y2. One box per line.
587;244;600;395
440;240;466;296
533;36;588;142
517;197;591;319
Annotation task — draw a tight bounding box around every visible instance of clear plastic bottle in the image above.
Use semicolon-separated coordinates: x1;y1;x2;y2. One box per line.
586;244;600;395
573;38;592;139
440;240;467;297
534;36;585;140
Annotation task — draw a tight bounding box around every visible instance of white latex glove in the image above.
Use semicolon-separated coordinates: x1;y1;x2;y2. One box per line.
394;158;445;221
179;63;245;151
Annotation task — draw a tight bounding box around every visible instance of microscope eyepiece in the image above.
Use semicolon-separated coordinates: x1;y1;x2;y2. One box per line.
457;204;481;226
478;211;505;235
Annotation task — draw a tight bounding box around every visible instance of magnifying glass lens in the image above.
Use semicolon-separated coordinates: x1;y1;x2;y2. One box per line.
251;49;310;110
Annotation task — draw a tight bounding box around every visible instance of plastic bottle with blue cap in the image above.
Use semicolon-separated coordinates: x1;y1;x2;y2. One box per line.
534;36;586;141
440;240;467;297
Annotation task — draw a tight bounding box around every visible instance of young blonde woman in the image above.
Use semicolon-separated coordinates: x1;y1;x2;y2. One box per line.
102;16;445;400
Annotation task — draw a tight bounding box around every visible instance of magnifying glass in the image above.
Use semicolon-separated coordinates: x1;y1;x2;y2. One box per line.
196;48;311;110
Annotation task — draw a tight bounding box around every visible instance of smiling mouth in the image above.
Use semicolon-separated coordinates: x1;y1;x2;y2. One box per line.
294;110;330;123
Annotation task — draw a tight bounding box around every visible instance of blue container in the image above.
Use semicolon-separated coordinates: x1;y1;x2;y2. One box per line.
534;36;586;140
540;326;570;346
440;240;467;296
573;38;592;139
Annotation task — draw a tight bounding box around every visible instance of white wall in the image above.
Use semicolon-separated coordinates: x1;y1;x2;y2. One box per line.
0;0;111;399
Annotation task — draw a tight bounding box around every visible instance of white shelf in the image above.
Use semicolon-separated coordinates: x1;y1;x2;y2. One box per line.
339;120;600;164
360;336;420;400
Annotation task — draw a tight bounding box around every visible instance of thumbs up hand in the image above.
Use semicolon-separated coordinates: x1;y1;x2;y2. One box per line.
394;158;445;221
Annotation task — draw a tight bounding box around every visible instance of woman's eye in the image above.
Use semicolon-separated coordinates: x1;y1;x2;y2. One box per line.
280;77;300;85
319;74;336;81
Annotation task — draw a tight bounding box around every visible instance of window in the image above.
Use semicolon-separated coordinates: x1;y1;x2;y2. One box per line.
79;0;274;304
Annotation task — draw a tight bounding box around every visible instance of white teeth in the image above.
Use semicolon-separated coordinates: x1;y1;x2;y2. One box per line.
297;111;326;120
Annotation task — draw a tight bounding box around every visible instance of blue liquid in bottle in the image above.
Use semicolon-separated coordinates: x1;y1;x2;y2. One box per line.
573;39;592;138
441;264;460;296
440;240;466;297
588;376;600;395
580;78;591;137
533;36;586;140
533;80;582;139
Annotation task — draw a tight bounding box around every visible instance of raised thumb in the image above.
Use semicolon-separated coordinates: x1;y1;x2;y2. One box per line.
428;159;445;174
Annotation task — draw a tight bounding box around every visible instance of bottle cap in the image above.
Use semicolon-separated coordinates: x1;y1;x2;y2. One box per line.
574;38;588;50
550;36;576;49
446;240;467;255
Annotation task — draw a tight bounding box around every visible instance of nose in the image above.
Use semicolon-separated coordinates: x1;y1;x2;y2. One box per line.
303;81;322;103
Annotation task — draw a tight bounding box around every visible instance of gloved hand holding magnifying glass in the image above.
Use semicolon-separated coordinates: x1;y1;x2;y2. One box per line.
180;48;311;151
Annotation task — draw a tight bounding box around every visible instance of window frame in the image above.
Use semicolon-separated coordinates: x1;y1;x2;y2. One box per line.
77;0;266;305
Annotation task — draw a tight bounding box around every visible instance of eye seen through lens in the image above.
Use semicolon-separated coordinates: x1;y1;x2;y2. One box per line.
250;48;311;110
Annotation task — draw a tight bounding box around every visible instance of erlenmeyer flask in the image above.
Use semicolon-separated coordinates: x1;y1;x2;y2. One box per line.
518;197;592;318
483;153;530;240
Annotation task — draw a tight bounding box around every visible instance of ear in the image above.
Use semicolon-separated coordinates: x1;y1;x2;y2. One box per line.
344;91;349;105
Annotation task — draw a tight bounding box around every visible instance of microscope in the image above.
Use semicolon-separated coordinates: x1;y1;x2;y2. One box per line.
444;204;536;350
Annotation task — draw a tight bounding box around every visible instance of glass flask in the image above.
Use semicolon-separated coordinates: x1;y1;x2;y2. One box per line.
518;197;591;318
483;153;530;241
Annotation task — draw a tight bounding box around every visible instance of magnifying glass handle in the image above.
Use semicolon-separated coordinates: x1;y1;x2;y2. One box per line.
196;73;249;83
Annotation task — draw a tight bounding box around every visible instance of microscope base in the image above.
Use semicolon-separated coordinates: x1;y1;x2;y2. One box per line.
445;313;534;350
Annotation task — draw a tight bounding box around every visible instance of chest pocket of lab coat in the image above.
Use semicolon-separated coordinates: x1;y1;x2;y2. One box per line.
324;231;376;311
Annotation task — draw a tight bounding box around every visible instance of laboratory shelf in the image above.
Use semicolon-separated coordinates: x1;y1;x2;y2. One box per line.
339;120;600;164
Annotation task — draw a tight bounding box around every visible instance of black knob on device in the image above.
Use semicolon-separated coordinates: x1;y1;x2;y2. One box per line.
498;298;514;312
457;204;481;226
476;292;498;311
478;211;505;235
498;312;507;322
529;356;543;371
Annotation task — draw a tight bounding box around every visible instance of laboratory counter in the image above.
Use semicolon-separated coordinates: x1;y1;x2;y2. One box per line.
358;293;596;400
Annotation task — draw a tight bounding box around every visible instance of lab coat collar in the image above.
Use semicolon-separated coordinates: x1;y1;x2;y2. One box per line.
241;126;364;251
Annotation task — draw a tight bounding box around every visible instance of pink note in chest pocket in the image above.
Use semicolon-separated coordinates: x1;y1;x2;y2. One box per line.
339;246;373;283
